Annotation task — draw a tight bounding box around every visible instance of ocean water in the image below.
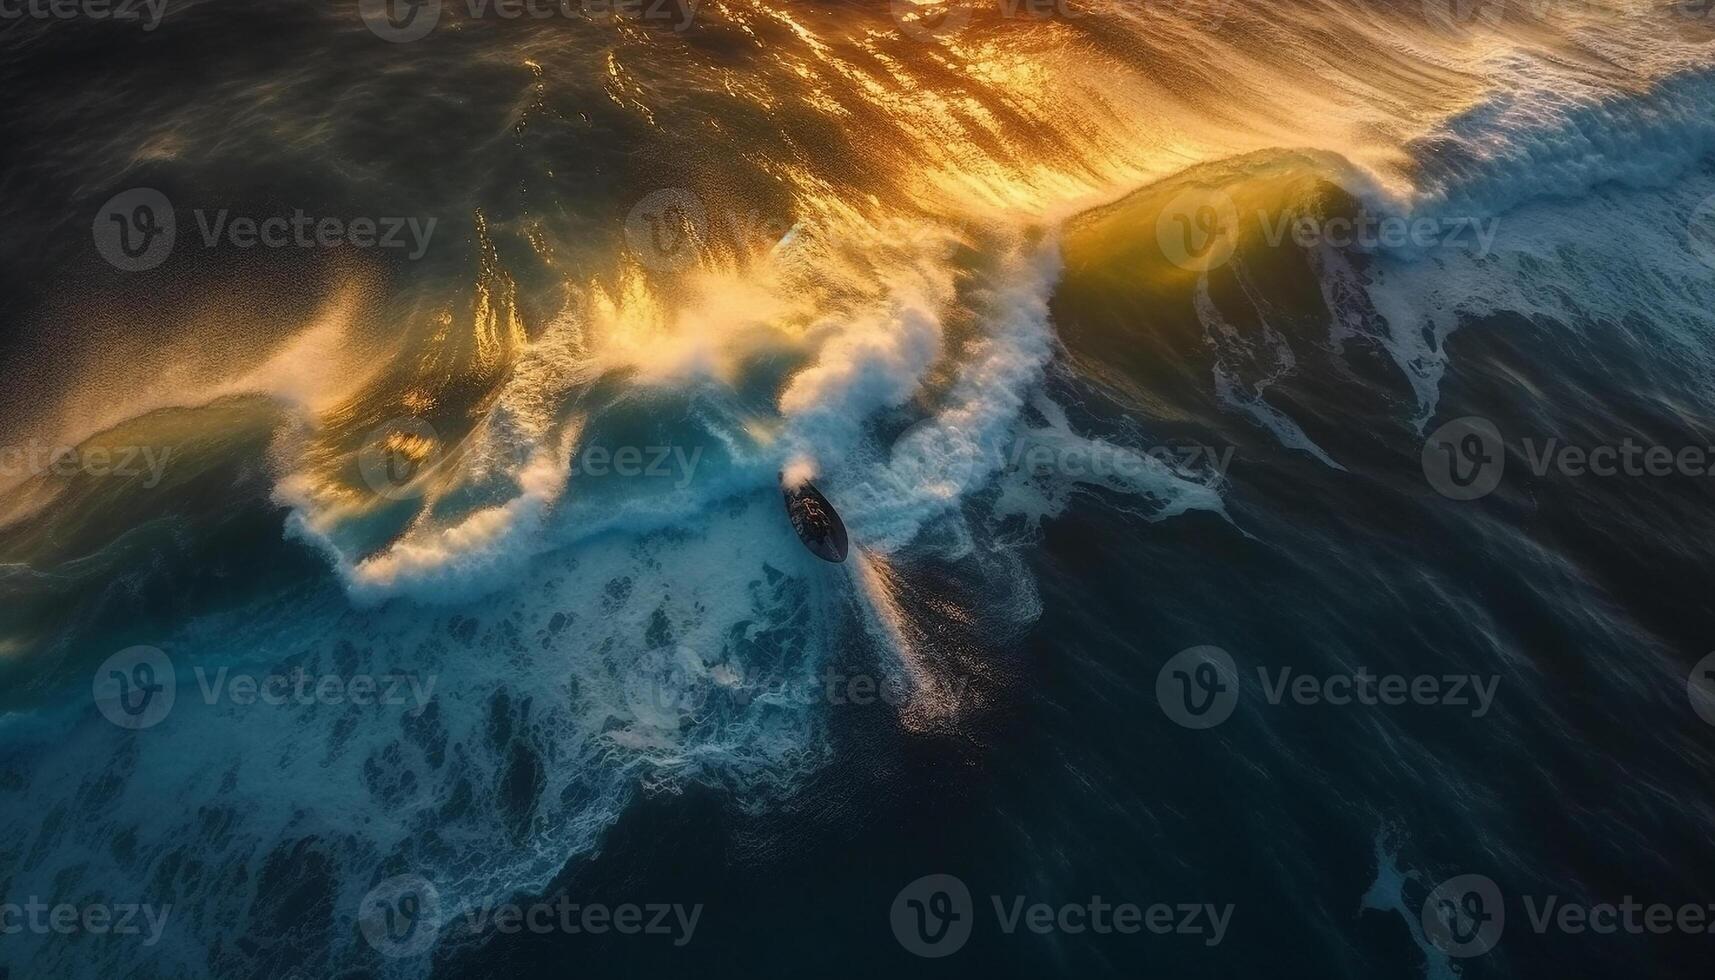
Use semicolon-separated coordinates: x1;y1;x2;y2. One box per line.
2;0;1715;977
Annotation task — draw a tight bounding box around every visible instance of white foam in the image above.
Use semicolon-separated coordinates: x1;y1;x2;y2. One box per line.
836;240;1070;551
1318;62;1715;426
1358;829;1460;980
1195;268;1347;468
1402;61;1715;226
2;492;842;979
1365;163;1715;426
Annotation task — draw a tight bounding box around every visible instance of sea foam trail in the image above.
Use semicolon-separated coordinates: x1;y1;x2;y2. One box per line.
1;489;842;980
1270;63;1715;428
1400;62;1715;226
1358;830;1460;980
292;232;1070;606
1196;266;1348;469
9;235;1094;977
109;44;1715;980
831;241;1065;552
1337;62;1715;427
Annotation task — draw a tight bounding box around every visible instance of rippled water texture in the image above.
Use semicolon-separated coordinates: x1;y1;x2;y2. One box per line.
2;1;1715;977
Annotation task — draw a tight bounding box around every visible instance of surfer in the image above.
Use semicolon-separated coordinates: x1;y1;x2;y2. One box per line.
782;473;849;563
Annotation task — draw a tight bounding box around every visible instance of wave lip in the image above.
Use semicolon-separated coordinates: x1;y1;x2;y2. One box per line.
1402;63;1715;225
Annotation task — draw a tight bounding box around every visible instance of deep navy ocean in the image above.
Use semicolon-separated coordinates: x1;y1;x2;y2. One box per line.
4;0;1715;977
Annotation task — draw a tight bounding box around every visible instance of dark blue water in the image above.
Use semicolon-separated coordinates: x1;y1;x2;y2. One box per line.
4;2;1715;978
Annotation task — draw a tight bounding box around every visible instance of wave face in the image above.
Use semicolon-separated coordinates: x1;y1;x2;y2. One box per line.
2;0;1714;977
